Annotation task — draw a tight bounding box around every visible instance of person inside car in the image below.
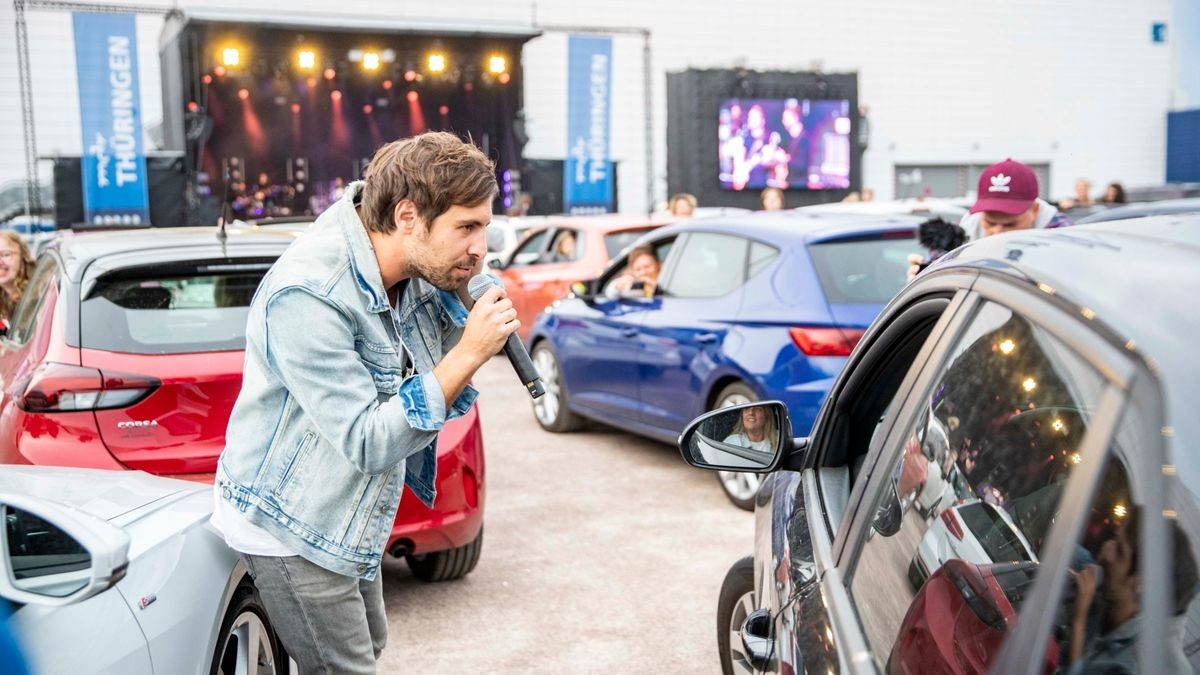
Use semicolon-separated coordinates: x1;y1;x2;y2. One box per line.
550;231;577;262
1067;506;1198;674
723;405;777;452
605;245;661;299
669;192;697;217
0;231;34;326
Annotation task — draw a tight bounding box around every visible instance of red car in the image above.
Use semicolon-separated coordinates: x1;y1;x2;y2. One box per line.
0;227;484;581
889;558;1058;674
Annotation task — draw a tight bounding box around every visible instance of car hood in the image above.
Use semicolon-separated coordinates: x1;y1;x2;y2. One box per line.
0;466;203;523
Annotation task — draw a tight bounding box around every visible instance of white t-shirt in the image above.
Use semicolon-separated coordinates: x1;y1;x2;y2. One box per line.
210;484;294;556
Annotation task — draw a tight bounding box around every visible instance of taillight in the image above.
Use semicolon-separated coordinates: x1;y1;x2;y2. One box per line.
941;509;965;541
18;362;160;412
788;327;866;356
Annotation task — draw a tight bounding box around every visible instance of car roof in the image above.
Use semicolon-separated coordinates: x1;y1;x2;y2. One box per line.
520;213;674;234
644;209;925;245
937;215;1200;472
1076;198;1200;224
47;226;299;280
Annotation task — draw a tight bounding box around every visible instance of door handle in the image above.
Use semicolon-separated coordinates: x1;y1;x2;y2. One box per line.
740;608;775;671
621;328;638;338
695;332;718;344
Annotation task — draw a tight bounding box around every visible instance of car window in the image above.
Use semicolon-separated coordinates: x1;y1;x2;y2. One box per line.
659;232;748;299
509;228;551;266
80;259;271;354
748;241;779;278
597;237;677;294
848;300;1108;673
807;235;925;304
7;256;59;344
485;227;508;253
604;228;654;259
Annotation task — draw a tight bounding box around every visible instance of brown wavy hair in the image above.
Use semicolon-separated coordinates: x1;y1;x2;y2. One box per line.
0;231;35;321
359;132;497;234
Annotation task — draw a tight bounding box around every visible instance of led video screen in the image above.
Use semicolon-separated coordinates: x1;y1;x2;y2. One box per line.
718;98;852;191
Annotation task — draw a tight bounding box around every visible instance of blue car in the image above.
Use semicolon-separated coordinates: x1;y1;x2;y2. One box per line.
526;210;925;508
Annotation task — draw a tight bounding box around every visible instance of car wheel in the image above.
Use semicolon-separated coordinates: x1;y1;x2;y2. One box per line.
405;527;484;582
531;341;582;432
717;556;757;675
210;583;286;675
713;382;762;511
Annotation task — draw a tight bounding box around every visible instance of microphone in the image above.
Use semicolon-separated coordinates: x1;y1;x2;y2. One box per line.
467;274;546;399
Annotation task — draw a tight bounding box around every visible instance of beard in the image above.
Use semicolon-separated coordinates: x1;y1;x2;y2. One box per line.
405;240;476;292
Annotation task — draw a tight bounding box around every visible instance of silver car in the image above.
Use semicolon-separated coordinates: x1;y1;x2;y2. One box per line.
2;466;288;674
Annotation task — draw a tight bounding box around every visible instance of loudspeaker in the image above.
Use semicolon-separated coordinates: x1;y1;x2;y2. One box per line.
53;155;189;228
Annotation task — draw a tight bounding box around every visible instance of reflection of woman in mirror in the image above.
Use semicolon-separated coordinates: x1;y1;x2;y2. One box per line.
723;406;777;451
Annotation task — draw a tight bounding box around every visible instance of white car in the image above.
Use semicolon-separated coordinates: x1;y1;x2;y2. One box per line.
909;499;1038;589
1;467;289;674
485;215;542;267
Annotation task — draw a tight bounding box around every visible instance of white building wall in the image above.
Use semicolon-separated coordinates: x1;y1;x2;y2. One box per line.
0;0;1178;213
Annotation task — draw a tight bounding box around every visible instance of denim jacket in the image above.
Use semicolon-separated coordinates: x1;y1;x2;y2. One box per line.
216;181;477;580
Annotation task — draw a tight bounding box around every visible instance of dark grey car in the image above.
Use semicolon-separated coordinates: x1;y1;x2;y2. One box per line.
681;216;1200;674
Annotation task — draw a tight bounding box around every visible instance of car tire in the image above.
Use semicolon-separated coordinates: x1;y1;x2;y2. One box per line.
712;382;762;511
210;582;287;675
531;341;582;432
717;556;757;675
405;527;484;582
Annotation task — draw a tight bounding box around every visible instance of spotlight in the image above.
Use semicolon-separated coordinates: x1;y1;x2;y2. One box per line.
404;69;418;82
363;104;373;114
331;90;342;101
187;100;199;112
406;91;419;103
297;50;316;70
463;82;474;92
488;55;506;74
382;79;393;90
202;74;213;85
237;88;250;100
306;77;317;88
428;53;446;73
291;103;301;113
324;68;336;81
498;72;511;85
439;105;449;115
363;52;380;71
214;65;227;78
222;47;240;67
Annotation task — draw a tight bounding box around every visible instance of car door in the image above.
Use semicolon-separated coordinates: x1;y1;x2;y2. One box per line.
637;232;749;434
836;286;1132;674
554;237;677;426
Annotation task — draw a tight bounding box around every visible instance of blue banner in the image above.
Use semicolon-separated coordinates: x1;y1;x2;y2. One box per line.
564;36;613;214
73;12;150;225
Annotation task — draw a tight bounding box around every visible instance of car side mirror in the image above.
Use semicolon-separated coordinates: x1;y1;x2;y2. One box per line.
871;480;904;537
487;258;504;270
0;495;130;607
678;401;796;473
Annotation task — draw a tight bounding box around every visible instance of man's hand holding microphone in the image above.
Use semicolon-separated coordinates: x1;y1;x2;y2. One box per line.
434;273;545;406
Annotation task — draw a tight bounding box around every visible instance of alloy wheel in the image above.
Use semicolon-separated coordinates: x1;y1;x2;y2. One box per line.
216;609;279;675
532;347;561;426
727;588;757;674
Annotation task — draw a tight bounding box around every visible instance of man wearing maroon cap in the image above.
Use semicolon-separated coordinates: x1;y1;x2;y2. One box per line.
960;158;1072;239
908;159;1071;279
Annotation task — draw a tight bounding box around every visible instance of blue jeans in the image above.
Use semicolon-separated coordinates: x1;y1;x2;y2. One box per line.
243;555;387;674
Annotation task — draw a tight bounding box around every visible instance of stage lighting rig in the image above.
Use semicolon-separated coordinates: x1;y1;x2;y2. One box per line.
428;53;446;73
363;52;380;71
488;55;506;74
297;50;316;70
222;47;241;67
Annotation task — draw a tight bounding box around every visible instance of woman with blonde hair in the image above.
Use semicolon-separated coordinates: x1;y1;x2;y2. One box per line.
0;231;35;324
724;405;778;451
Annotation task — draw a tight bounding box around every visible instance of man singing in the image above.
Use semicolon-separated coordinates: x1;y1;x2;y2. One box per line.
212;132;517;673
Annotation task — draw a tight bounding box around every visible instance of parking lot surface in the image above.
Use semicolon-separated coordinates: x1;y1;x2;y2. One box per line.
377;355;752;673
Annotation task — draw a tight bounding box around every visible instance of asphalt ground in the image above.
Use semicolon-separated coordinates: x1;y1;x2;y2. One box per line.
375;355;753;673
